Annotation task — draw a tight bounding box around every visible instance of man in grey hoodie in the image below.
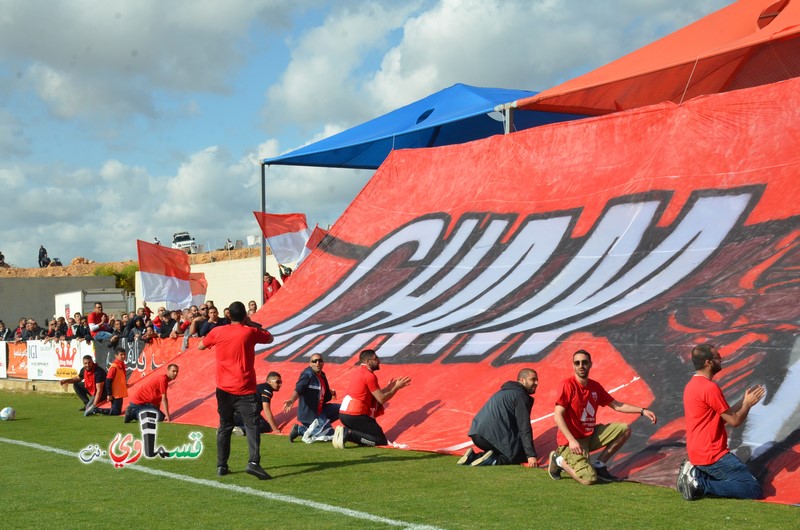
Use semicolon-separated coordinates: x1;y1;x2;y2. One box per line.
458;368;539;467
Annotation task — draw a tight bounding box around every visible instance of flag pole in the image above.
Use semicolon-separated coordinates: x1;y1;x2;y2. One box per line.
260;162;267;304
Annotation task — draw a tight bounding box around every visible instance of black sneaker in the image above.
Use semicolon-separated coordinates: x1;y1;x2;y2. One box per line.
288;424;301;443
548;450;562;480
246;462;272;480
123;407;135;423
217;465;230;476
470;450;497;466
594;464;619;482
457;448;475;465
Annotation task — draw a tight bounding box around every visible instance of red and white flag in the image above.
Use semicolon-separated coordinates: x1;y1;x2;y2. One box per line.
297;225;328;265
190;272;208;307
137;240;192;307
253;212;312;264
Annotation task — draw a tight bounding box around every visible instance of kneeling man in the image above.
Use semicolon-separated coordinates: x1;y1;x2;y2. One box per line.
549;349;657;483
459;368;539;467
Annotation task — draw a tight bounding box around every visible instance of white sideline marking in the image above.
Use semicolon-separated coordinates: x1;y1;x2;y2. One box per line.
0;436;442;530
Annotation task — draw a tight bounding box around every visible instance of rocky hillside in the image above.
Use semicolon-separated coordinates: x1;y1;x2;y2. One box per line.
0;248;262;278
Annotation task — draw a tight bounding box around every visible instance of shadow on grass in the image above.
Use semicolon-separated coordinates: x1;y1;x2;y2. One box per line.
271;449;448;478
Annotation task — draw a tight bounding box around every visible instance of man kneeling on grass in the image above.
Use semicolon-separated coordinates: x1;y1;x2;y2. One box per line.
123;364;179;423
458;368;539;467
548;349;657;484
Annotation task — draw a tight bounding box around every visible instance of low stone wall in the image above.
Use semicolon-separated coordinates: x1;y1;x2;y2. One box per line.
0;378;71;394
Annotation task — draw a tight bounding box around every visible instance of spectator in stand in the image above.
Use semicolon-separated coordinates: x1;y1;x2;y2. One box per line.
248;300;258;313
141;303;153;321
279;264;292;283
71;316;93;343
0;320;12;341
223;307;232;323
206;300;216;310
54;316;69;339
126;317;145;341
20;319;46;341
60;355;107;414
141;322;157;343
200;306;226;337
108;319;124;347
87;303;113;340
263;272;281;302
13;317;27;340
152;307;166;333
158;310;179;339
43;320;60;342
38;245;50;268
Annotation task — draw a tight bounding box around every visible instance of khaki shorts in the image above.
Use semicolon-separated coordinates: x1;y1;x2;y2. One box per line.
556;423;629;484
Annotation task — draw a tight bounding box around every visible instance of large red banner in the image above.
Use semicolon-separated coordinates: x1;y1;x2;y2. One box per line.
150;78;799;503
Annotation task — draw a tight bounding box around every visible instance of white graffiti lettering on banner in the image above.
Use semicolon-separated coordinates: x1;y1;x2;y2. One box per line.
265;190;754;363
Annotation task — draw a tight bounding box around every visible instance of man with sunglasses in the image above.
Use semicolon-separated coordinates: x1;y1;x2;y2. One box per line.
283;353;340;442
676;344;764;500
549;349;657;484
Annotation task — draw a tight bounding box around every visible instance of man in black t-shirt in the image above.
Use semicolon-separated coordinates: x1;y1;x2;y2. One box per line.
233;372;283;435
59;355;108;415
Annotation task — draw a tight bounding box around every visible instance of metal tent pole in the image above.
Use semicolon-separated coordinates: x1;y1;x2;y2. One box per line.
260;163;267;304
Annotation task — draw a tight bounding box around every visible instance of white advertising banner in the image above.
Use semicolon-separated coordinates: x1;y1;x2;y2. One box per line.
25;340;94;381
0;341;7;378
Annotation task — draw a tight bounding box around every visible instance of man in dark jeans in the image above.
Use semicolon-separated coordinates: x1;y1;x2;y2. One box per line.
198;301;274;480
459;369;539;467
59;355;107;414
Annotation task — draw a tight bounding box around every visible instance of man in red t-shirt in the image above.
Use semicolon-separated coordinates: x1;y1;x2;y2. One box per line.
87;302;112;340
549;349;657;484
333;349;411;449
677;344;764;501
198;301;274;480
123;364;179;422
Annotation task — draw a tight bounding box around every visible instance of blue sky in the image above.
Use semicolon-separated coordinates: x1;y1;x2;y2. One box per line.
0;0;728;267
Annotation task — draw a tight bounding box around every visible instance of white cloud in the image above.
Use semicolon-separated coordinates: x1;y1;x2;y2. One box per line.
263;1;422;133
0;0;304;121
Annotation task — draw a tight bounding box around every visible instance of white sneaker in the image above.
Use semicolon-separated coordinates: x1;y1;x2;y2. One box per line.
232;426;245;436
332;425;345;449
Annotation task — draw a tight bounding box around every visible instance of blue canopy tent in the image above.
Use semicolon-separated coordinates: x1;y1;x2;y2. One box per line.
261;83;581;170
255;83;583;291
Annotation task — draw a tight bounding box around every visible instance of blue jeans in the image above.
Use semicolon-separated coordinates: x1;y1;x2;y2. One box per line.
696;452;763;499
126;403;165;422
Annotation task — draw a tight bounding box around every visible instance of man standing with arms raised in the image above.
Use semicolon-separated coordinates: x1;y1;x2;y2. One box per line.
198;301;274;480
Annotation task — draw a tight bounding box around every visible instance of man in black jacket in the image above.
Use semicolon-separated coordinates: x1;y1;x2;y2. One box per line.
283;353;340;442
458;368;539;467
